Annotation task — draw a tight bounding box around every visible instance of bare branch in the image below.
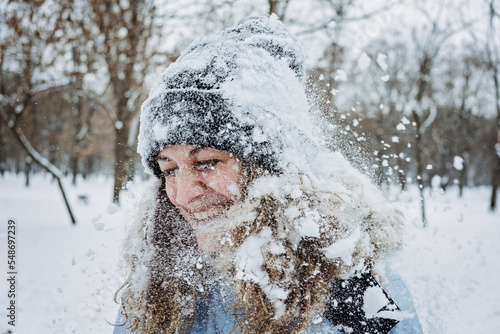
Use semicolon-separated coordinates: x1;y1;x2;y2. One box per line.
296;0;404;35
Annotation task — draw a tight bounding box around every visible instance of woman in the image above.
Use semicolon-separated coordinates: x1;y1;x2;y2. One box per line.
114;16;423;333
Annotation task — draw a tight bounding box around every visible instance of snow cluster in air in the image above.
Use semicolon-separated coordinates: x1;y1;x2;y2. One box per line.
358;52;371;70
376;53;388;71
396;123;406;131
453;156;464;170
334;69;347;81
126;14;406;329
208;147;404;317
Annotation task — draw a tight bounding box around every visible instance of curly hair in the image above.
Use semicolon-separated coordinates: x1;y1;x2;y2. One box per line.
114;166;403;334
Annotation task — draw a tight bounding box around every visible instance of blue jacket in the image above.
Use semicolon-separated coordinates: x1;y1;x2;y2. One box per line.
113;272;422;334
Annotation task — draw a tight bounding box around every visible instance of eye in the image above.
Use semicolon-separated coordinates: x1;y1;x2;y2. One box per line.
196;159;222;171
162;168;178;178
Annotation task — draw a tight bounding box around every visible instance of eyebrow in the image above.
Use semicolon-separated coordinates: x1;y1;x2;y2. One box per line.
156;146;204;161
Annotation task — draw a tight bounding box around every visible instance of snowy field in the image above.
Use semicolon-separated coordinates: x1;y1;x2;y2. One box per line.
1;173;499;334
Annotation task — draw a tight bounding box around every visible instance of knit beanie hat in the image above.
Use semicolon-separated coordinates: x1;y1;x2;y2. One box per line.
138;15;318;178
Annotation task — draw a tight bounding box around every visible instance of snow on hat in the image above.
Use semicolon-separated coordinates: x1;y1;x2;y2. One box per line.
138;15;318;178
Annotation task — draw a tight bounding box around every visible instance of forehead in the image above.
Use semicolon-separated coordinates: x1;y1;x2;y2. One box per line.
157;145;231;160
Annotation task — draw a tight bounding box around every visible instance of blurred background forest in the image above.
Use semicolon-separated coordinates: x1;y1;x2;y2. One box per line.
1;0;499;221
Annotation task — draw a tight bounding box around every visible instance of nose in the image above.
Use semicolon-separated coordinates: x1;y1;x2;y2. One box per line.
174;168;205;207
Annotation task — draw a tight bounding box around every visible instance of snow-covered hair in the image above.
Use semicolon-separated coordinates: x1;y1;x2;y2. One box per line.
119;15;405;334
116;165;404;333
138;15;318;178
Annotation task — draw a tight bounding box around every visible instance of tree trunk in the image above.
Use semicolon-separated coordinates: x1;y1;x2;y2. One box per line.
8;124;77;224
70;155;78;186
398;170;406;192
413;110;427;227
458;156;468;198
491;155;500;210
489;73;500;210
488;0;500;211
415;140;427;227
268;0;289;19
112;122;133;203
269;0;278;16
24;159;31;187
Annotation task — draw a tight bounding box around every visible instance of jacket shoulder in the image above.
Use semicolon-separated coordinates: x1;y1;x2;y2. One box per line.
325;272;423;334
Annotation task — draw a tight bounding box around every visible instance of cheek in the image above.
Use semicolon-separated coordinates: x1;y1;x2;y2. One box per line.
206;167;242;198
164;179;177;204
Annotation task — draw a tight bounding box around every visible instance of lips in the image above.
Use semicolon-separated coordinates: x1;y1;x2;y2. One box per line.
180;199;233;223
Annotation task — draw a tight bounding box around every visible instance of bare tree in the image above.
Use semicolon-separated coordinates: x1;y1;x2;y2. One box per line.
0;0;77;224
406;0;474;226
439;49;488;197
356;39;415;190
485;0;500;210
84;0;165;203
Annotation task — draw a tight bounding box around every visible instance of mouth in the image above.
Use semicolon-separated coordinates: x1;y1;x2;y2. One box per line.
191;206;227;220
180;200;233;223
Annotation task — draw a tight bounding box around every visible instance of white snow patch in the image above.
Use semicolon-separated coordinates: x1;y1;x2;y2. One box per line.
234;228;289;317
376;310;414;321
269;242;286;255
115;121;123;130
358;52;371;70
453;156;464;171
363;286;390;318
227;183;239;196
377;53;388;71
284;206;300;220
312;315;323;324
334;69;347;81
431;175;441;189
107;202;119;214
1;175;500;333
322;228;361;265
252;127;268;143
93;221;105;231
296;212;321;238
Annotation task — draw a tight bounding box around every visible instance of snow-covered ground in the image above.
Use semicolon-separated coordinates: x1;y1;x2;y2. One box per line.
0;173;499;333
392;187;500;333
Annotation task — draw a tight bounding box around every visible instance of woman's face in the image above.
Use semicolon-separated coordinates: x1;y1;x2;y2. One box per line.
157;145;243;249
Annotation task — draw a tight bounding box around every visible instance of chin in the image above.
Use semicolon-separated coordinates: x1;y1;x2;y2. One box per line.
183;210;232;253
196;235;221;253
